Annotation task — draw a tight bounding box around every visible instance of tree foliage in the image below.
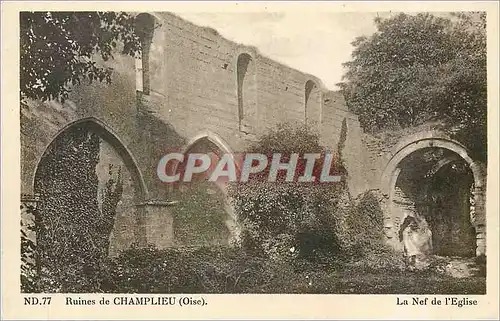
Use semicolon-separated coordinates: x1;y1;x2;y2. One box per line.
20;11;141;102
339;12;487;161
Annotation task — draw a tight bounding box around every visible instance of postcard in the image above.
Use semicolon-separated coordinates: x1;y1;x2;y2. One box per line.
2;1;499;320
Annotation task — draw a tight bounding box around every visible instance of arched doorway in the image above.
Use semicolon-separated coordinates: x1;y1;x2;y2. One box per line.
381;133;486;257
32;118;147;291
170;132;240;247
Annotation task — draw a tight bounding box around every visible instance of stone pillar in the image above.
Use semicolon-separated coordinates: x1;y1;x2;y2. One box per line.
21;194;40;245
21;194;40;291
21;193;40;218
136;201;176;249
380;192;402;251
472;186;486;256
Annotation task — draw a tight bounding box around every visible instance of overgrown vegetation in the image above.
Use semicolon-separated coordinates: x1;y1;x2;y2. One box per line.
101;245;291;293
20;11;142;102
339;12;487;162
98;245;483;294
21;119;486;294
170;182;231;247
30;127;123;292
225;123;407;276
23;242;484;294
20;11;488;294
22;123;412;293
340;192;397;261
228;123;349;262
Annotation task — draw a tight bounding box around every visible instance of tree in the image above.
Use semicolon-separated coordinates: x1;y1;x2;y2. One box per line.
20;11;142;102
339;12;487;162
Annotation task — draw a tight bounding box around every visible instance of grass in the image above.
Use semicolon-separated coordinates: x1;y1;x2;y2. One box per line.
254;269;486;294
103;246;486;294
26;243;486;294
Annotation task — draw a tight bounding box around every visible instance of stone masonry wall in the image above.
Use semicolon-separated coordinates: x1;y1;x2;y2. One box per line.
20;12;370;254
142;12;338;154
20;12;487;256
21;12;367;201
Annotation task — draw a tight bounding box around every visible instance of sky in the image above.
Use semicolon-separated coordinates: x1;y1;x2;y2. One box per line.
174;12;394;90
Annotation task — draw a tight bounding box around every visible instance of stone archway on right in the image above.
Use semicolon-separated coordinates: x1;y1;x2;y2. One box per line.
380;131;486;257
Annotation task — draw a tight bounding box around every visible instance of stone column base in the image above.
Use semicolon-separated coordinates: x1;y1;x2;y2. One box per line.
136;200;177;249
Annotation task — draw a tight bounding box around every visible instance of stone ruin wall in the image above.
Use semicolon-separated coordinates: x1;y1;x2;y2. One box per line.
21;12;487;256
19;11;421;254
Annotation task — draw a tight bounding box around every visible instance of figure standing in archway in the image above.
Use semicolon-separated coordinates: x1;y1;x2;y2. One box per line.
399;212;433;270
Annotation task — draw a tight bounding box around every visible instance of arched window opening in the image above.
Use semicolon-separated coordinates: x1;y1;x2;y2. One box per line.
305;80;321;126
305;80;315;107
135;13;155;95
237;53;252;131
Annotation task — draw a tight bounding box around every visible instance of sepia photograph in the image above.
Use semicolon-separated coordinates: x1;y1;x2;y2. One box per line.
17;8;490;296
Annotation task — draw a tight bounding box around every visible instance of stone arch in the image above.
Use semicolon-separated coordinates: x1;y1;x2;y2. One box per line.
183;131;234;157
179;131;241;192
381;134;484;194
166;131;239;190
31;117;151;279
33;117;148;202
171;131;241;246
380;131;486;256
426;154;461;178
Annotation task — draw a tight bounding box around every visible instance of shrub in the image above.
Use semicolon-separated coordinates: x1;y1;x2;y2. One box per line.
100;243;484;294
228;123;349;262
231;182;343;262
332;190;405;271
170;182;231;247
339;191;386;255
